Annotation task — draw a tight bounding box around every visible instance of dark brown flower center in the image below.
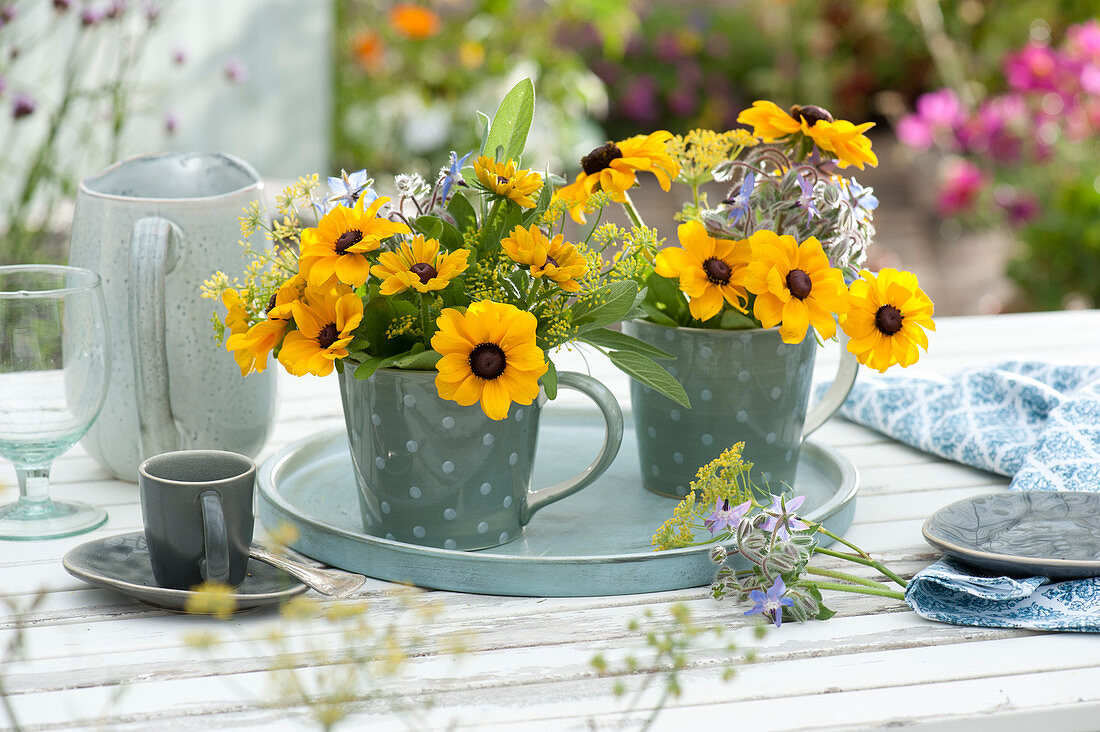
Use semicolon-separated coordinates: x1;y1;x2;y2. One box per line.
544;255;559;269
581;142;623;175
409;262;437;284
703;258;731;285
334;230;363;255
785;269;812;299
469;343;506;380
266;292;278;313
497;175;510;185
875;305;904;336
790;104;834;126
317;323;339;349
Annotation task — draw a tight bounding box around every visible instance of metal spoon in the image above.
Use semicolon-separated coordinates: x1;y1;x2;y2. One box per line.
249;546;367;597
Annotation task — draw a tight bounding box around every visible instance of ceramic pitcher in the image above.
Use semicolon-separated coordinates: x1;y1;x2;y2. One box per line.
68;152;277;482
624;320;858;497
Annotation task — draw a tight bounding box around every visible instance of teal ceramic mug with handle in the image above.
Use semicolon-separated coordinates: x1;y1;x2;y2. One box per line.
339;368;624;550
623;320;858;498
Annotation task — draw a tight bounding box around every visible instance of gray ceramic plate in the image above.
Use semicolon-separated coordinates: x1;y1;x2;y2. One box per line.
257;415;859;597
923;492;1100;579
63;532;308;612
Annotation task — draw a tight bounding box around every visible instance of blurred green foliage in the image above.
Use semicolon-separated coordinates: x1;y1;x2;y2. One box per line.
332;0;636;176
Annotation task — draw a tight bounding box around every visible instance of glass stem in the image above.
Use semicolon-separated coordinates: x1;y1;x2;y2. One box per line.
16;466;53;508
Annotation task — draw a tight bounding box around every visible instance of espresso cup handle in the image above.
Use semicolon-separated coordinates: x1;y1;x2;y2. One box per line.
522;371;624;524
129;216;181;460
199;491;231;584
803;330;859;436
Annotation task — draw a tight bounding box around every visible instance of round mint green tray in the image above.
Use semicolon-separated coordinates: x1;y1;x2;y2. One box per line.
257;417;858;597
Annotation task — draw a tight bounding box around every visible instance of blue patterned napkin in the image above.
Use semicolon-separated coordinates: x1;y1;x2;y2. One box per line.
832;361;1100;631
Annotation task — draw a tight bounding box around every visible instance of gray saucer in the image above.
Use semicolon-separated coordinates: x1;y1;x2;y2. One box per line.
63;532;308;612
923;492;1100;579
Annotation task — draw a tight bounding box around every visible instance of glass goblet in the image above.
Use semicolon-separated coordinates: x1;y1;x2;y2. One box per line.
0;265;111;539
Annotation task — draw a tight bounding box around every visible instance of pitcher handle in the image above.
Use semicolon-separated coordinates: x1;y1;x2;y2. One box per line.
522;371;624;524
129;217;181;459
803;330;859;436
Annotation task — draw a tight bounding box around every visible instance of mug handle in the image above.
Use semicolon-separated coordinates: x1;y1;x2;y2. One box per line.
522;371;625;523
129;217;181;459
199;491;231;584
803;330;859;436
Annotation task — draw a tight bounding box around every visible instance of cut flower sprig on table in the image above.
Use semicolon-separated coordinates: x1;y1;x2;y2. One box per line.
616;101;937;373
653;443;908;628
202;79;690;419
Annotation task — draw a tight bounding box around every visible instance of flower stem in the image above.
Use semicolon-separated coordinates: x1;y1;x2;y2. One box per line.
418;295;432;344
812;545;909;589
621;191;646;230
804;566;893;591
801;580;906;601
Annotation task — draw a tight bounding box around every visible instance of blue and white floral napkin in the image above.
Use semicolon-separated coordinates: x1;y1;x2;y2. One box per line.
832;361;1100;631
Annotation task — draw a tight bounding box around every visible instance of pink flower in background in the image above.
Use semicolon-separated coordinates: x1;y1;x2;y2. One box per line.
993;186;1040;226
957;94;1028;160
224;57;249;84
667;87;697;117
1004;43;1065;92
897;88;964;151
654;33;681;63
938;160;985;217
618;74;659;123
80;8;101;26
1066;19;1100;64
0;5;15;25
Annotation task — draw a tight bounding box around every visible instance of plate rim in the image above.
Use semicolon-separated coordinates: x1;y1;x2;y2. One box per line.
921;491;1100;573
258;427;860;566
62;531;309;603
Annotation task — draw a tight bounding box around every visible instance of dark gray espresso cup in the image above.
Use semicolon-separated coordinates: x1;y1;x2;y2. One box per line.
139;450;256;590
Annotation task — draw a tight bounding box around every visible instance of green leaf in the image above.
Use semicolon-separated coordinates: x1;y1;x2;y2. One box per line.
542;358;558;400
394;349;441;370
475;110;491;153
719;309;759;330
644;272;689;324
607;350;691;408
447;191;478;231
580;327;674;360
353;353;401;380
414;215;444;240
483;78;535;163
571;280;640;329
639;302;677;326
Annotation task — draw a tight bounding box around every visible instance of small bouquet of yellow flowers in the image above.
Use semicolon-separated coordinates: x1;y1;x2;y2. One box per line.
203;80;690;420
575;100;935;373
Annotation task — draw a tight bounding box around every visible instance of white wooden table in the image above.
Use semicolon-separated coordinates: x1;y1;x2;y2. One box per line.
4;310;1100;731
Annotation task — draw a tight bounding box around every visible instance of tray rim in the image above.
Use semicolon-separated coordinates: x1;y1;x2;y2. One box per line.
921;491;1100;575
258;426;859;567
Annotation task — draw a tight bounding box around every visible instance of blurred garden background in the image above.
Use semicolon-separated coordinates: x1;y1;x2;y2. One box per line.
1;0;1098;316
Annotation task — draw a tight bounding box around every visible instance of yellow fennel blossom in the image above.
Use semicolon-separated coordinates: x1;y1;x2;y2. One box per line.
554;131;680;223
278;283;364;377
473;156;543;209
654;220;750;322
743;231;849;344
299;195;410;288
431;300;547;421
226;274;305;376
500;224;588;293
653;442;755;550
840;269;935;372
668;128;758;185
371;236;470;295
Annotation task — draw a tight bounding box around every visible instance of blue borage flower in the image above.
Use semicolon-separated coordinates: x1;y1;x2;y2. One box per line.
326;169;376;212
761;494;808;541
795;173;819;223
745;576;795;628
724;172;755;223
439;150;473;203
704;498;751;536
